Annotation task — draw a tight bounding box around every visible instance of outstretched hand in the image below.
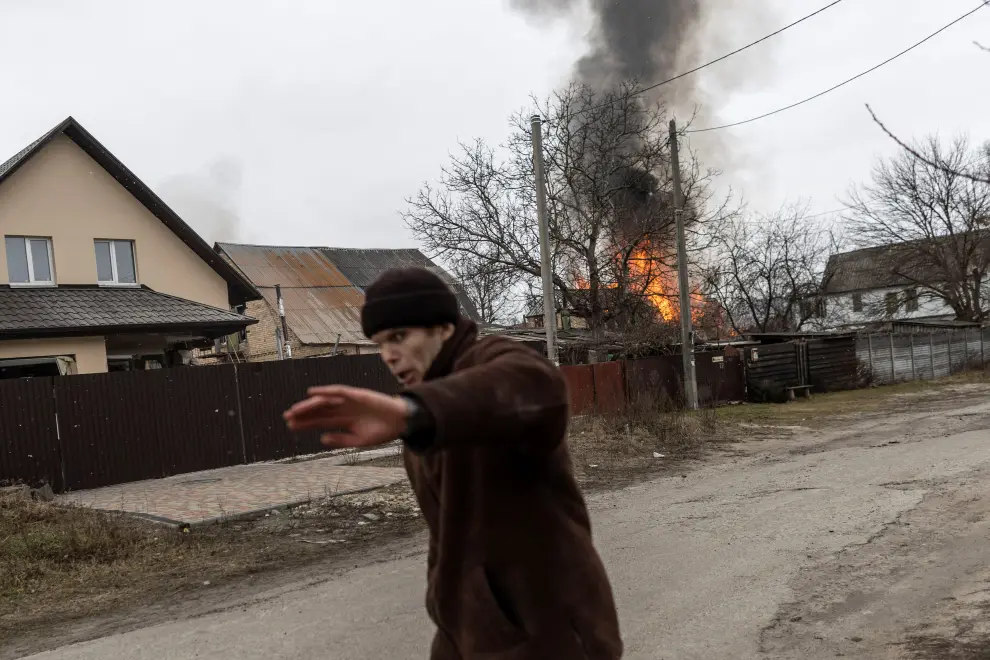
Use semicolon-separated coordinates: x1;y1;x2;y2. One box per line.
283;385;409;448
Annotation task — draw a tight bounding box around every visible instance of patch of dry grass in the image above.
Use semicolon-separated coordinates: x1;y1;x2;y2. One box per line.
568;394;721;490
716;369;990;429
0;483;422;642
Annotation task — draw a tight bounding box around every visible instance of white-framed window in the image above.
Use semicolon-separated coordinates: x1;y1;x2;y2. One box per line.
95;239;137;285
4;236;55;285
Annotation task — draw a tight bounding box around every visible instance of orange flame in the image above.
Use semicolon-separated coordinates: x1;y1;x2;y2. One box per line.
626;246;704;324
568;243;712;327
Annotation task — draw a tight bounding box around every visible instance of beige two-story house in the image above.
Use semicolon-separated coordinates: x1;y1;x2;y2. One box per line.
0;117;260;377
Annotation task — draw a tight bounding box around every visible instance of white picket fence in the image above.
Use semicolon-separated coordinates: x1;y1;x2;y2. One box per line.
856;327;990;385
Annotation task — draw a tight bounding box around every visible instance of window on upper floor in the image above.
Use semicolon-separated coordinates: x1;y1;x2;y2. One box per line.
95;239;137;285
906;288;919;312
885;291;900;315
851;292;863;313
5;236;54;285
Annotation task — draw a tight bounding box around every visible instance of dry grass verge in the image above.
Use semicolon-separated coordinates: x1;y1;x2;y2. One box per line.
0;483;422;649
716;368;990;431
569;395;721;491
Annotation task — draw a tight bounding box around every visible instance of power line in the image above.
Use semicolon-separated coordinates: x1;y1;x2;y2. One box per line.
686;3;988;133
559;0;847;121
805;207;852;220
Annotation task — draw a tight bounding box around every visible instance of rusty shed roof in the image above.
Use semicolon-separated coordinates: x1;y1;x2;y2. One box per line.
216;243;480;346
318;247;480;320
216;243;369;345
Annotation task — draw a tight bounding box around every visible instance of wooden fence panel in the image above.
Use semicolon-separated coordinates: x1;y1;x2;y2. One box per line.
807;336;859;392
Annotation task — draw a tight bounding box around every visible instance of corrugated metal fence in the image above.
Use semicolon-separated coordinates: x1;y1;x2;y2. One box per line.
561;351;746;415
857;327;990;385
0;355;395;492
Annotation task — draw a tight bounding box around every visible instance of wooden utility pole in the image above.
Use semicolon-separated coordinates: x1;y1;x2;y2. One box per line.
531;115;557;365
668;119;698;409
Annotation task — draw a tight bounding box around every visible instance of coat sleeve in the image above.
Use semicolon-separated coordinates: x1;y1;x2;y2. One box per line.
404;340;569;455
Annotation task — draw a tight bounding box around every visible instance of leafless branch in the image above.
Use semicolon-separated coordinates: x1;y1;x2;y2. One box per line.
866;104;990;185
843;133;990;323
403;80;737;334
700;203;841;334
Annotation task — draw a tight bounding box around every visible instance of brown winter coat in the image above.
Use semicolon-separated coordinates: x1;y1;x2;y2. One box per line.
404;320;623;660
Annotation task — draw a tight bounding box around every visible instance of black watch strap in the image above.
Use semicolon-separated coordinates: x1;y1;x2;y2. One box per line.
399;394;436;454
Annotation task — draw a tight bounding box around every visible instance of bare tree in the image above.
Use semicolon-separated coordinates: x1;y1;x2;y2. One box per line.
844;135;990;322
448;254;519;326
866;105;990;186
866;20;990;183
701;204;841;334
403;81;730;335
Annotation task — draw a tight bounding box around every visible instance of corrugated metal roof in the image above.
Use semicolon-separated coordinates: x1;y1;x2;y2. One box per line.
258;287;366;346
216;243;369;345
217;243;481;346
318;247;481;320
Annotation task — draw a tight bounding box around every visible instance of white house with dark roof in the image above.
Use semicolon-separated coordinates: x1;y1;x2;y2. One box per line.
810;235;990;330
0;117;260;377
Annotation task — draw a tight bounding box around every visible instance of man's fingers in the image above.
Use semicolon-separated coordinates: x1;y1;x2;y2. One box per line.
319;432;361;448
307;385;362;398
286;413;354;432
283;395;346;420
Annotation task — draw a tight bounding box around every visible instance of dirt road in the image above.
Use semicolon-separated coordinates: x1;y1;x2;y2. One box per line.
18;387;990;659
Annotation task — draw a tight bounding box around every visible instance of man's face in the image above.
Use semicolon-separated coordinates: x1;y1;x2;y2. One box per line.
372;325;455;386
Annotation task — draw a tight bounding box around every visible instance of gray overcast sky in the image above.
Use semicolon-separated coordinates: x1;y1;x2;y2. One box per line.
1;0;988;249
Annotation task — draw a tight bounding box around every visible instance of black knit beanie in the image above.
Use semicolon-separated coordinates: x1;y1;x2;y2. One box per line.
361;267;460;338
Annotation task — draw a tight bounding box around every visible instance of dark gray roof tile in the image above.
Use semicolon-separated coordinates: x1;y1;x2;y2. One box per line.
0;286;255;337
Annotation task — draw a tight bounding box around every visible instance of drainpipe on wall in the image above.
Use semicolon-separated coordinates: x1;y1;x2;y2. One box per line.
276;284;292;359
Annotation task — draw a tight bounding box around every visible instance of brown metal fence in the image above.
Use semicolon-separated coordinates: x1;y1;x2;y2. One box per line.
563;350;747;416
0;354;395;492
625;355;682;406
236;355;398;463
560;365;596;415
592;362;627;414
55;367;244;491
2;346;750;492
0;377;62;492
696;353;747;404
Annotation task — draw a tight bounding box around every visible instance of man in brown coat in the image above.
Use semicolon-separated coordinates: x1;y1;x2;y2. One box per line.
284;268;622;660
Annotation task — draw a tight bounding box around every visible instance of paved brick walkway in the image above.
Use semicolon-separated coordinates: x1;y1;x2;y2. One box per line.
59;458;407;526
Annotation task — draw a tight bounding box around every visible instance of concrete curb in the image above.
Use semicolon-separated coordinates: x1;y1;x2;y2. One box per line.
83;482;403;530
